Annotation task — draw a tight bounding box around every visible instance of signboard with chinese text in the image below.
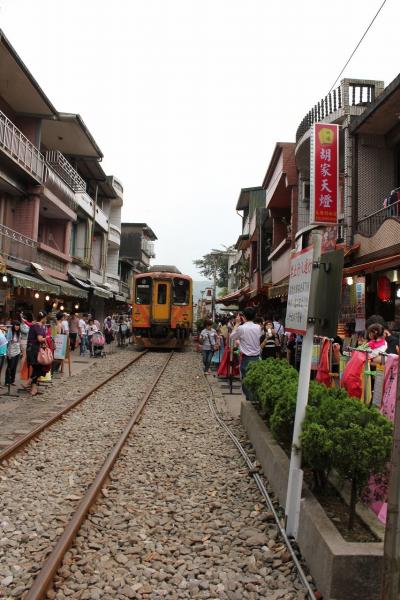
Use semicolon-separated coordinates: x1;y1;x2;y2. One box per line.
285;246;314;334
355;275;366;332
53;334;67;360
311;123;339;224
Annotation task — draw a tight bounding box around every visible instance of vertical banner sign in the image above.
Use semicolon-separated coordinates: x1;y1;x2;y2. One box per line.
355;275;366;332
285;246;314;335
311;123;339;224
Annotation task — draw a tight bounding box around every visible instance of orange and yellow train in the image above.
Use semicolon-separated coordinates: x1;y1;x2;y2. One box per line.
131;266;193;348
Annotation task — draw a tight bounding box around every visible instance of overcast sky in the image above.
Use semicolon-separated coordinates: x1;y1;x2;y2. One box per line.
1;0;399;277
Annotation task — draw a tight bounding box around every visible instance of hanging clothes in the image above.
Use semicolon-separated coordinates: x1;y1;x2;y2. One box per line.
316;338;331;387
341;350;367;399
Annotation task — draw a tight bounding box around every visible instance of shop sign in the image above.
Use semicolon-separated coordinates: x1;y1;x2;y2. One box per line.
285;246;314;334
311;123;339;224
53;334;67;360
0;255;5;274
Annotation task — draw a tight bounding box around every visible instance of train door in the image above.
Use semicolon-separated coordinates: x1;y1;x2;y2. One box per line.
152;280;171;321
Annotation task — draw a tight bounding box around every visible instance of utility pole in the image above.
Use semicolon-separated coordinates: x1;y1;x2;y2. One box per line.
381;364;400;599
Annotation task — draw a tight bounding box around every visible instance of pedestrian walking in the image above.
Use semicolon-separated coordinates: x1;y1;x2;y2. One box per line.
87;318;98;357
78;314;88;356
5;321;21;386
199;319;218;374
69;312;80;352
230;307;261;398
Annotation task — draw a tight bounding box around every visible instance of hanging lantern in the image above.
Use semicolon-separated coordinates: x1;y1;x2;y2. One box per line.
377;275;391;302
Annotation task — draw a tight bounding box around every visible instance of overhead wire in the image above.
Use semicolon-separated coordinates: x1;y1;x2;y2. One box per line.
327;0;388;95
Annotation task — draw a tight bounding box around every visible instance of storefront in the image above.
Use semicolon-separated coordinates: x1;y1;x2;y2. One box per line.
341;257;400;333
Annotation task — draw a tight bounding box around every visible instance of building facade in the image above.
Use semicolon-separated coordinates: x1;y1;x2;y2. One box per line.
0;29;138;322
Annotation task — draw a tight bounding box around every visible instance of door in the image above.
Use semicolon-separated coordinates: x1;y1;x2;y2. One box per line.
152;280;170;321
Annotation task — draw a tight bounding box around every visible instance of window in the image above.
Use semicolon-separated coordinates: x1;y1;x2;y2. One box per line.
157;283;167;304
70;223;78;256
136;277;152;304
173;279;190;305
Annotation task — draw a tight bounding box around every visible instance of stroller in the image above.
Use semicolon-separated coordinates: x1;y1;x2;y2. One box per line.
91;331;106;357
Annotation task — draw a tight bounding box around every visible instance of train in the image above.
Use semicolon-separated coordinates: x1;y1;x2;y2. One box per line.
131;266;193;348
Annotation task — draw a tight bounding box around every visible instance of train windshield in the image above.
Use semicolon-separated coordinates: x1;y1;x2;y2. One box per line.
172;279;190;305
136;277;152;304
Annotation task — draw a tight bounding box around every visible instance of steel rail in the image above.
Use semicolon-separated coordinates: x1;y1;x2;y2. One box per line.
0;351;148;463
24;350;174;600
204;375;317;600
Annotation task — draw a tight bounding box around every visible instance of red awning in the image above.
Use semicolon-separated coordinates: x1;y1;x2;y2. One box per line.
217;286;250;305
343;253;400;276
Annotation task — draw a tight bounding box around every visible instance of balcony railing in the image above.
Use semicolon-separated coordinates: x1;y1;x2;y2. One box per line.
0;110;44;182
45;151;86;192
0;224;38;264
296;80;376;143
357;200;400;237
119;281;130;298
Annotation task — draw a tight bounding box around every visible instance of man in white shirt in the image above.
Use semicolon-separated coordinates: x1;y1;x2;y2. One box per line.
78;314;88;356
230;307;261;399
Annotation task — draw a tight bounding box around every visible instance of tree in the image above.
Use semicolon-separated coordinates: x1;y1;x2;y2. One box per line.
193;247;234;288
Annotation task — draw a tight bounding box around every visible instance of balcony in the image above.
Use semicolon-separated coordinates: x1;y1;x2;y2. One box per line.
357;200;400;237
296;79;384;143
45;151;86;192
75;191;94;217
0;224;38;265
37;247;68;273
95;205;109;231
141;238;155;258
120;281;130;298
108;223;121;247
0;109;44;182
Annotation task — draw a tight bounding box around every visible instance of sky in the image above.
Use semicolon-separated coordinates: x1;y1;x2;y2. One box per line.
1;0;399;277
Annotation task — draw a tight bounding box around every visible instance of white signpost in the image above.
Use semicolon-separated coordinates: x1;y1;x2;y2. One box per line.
285;246;314;335
285;233;321;538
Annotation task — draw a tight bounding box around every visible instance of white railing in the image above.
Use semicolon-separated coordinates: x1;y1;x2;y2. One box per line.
0;224;38;264
45;150;86;192
0;110;44;181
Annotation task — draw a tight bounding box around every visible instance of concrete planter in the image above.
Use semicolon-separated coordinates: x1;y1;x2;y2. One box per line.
241;400;383;600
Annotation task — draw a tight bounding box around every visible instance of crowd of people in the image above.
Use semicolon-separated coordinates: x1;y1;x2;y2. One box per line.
0;311;132;396
198;308;400;392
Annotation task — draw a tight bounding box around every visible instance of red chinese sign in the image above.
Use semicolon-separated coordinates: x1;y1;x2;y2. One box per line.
311;123;339;224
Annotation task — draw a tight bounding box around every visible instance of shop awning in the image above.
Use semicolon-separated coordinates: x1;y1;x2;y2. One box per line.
32;264;88;299
68;274;92;290
216;289;242;305
268;282;289;299
343;253;400;276
88;281;112;298
8;270;59;294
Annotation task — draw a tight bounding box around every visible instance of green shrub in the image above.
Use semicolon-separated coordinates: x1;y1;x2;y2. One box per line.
301;392;393;529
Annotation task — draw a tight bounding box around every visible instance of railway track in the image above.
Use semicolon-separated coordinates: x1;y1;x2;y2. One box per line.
0;350;173;599
1;351;313;599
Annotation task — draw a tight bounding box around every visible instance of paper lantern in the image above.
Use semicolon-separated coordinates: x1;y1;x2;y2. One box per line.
377;275;391;302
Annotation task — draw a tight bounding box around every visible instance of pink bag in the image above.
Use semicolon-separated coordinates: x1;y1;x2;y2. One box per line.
37;345;53;366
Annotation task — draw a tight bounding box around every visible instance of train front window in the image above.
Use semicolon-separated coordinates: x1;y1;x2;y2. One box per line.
136;278;152;304
173;279;189;305
157;284;167;304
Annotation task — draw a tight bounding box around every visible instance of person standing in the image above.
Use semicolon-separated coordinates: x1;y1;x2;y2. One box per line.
5;321;21;386
384;327;399;355
61;313;70;336
78;314;88;356
87;318;98;357
69;312;80;351
24;311;48;396
260;320;278;360
199;319;218;374
0;325;8;385
230;307;261;398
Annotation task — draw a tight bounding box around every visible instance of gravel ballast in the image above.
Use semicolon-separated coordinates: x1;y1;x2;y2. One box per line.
0;351;170;599
48;351;307;600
